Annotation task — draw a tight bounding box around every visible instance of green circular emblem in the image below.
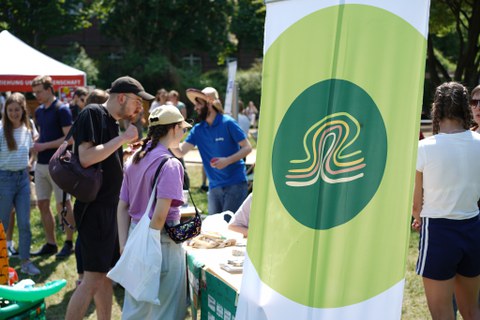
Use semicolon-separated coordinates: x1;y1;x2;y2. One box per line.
272;79;387;229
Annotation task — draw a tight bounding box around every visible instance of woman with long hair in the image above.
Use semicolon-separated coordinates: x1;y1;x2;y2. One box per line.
117;104;191;319
0;93;40;275
413;82;480;319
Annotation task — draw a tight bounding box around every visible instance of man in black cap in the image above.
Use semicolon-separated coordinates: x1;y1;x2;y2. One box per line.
66;76;154;320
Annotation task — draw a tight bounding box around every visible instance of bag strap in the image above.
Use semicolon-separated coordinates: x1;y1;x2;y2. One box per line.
144;163;166;218
151;156;200;217
60;125;74;231
60;192;75;232
151;156;173;190
67;104;105;145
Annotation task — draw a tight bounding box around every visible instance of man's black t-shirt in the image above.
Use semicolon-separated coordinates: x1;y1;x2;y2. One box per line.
73;104;123;205
70;104;80;122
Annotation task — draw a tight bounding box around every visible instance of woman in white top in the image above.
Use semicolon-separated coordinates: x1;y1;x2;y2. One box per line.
413;82;480;319
0;93;40;275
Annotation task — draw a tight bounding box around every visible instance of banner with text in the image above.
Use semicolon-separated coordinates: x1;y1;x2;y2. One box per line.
236;1;430;319
224;60;237;115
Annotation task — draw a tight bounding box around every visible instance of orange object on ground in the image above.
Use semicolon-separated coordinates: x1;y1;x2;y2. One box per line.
8;267;18;286
0;221;9;285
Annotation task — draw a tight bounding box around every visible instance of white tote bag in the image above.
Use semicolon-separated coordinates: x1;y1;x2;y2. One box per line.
107;180;162;305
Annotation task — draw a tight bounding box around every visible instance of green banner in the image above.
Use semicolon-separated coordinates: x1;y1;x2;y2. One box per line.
237;2;430;317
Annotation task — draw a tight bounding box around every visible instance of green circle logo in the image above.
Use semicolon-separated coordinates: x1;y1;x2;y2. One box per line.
272;79;387;230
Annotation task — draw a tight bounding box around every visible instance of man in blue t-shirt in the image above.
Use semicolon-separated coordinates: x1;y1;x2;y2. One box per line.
31;75;75;259
172;87;252;215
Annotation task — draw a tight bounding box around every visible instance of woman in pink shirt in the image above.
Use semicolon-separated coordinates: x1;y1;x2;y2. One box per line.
117;105;191;320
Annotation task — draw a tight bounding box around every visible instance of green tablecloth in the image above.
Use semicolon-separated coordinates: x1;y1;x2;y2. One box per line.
186;246;243;320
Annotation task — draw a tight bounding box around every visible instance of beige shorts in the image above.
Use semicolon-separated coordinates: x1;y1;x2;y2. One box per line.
34;163;70;203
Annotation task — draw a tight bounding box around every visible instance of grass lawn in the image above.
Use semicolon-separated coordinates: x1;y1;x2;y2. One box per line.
6;163;437;319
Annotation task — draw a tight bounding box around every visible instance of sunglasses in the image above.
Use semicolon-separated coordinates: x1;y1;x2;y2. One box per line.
470;99;480;108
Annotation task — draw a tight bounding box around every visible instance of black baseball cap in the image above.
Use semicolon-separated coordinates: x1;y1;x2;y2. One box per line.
108;76;155;101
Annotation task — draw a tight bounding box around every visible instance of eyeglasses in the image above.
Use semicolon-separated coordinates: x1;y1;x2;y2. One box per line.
124;94;143;107
471;99;480;108
32;90;45;97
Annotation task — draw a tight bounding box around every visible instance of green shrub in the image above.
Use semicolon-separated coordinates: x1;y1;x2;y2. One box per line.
62;43;100;85
236;59;262;109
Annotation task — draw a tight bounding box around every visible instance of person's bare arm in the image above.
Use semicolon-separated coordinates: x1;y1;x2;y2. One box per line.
171;141;195;158
150;198;172;230
228;224;248;238
33;125;72;152
212;139;252;170
117;200;131;254
78;124;138;168
412;171;423;231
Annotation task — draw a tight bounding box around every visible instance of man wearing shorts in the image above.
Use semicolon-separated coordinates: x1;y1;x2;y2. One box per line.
65;76;153;320
31;75;75;258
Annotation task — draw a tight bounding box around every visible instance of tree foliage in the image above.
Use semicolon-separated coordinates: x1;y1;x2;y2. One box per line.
102;0;234;64
237;59;262;108
428;0;480;91
98;48;175;93
62;43;100;84
0;1;104;48
231;0;265;54
7;0;479;113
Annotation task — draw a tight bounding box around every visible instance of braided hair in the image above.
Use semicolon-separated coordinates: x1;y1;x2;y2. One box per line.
132;122;179;164
431;82;471;134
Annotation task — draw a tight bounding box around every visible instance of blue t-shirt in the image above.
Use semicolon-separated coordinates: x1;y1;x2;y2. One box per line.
185;114;247;188
35;99;72;164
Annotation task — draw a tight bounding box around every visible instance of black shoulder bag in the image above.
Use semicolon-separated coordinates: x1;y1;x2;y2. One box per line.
49;108;105;230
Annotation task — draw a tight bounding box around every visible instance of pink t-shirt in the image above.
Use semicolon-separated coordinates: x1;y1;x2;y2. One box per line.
120;143;184;223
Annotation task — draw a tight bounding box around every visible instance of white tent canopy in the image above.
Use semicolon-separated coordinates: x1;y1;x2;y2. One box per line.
0;30;86;92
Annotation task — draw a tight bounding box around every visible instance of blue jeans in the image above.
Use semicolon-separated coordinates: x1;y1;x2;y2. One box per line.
208;182;248;215
0;169;31;260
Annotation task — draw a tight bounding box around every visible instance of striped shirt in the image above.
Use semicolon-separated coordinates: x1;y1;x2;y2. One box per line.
0;125;33;171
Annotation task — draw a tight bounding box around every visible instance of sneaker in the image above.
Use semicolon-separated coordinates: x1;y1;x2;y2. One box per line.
31;243;58;256
55;243;73;259
21;261;40;276
7;245;19;257
200;184;209;192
